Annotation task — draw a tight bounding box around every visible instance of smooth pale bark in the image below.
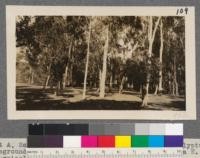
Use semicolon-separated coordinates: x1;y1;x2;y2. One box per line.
119;76;125;94
109;56;114;92
172;60;175;96
43;75;50;89
148;17;161;57
158;19;163;92
173;56;179;96
141;83;149;106
82;18;91;99
99;26;109;98
168;72;172;94
67;44;75;86
96;69;102;93
141;16;161;107
43;63;52;89
62;66;68;87
62;41;72;89
154;85;158;95
148;17;152;41
68;65;72;86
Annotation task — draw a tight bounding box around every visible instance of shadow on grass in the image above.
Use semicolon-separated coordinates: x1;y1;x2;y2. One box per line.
17;100;142;110
17;88;51;101
58;93;74;97
121;91;141;96
164;100;186;110
16;87;142;110
16;86;185;111
143;100;186;111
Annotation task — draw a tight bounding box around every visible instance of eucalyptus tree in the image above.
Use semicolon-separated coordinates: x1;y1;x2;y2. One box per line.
82;17;92;99
158;18;164;93
86;16;111;98
87;17;105;92
141;16;161;107
99;23;109;98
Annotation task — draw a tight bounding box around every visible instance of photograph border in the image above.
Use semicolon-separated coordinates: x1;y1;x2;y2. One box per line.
6;6;196;120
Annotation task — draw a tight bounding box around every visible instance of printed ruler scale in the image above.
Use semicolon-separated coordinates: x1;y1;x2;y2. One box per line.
26;148;183;158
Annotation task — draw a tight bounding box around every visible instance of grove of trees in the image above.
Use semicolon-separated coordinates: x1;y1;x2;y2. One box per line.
16;16;185;107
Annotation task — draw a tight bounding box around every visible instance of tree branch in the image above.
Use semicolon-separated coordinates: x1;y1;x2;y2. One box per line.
151;16;161;41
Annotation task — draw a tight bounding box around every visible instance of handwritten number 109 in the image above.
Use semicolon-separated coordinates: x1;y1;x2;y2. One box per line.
176;8;188;15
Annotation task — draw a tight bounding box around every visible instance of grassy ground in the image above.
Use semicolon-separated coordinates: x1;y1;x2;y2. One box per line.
16;83;185;110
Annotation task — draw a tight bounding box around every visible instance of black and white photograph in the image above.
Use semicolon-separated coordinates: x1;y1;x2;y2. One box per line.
6;6;196;119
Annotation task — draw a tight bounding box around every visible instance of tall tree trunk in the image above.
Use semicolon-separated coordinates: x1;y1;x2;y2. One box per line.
119;76;125;94
62;41;72;89
140;85;142;94
83;18;91;99
43;64;52;90
173;56;179;96
109;57;113;92
55;81;61;96
67;43;74;86
175;81;179;96
141;16;161;107
43;75;50;89
172;81;175;96
141;83;149;106
109;75;113;92
97;69;102;93
99;26;109;98
62;66;68;88
158;19;163;93
68;64;73;86
154;85;158;95
28;67;33;85
168;72;172;94
30;71;34;84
